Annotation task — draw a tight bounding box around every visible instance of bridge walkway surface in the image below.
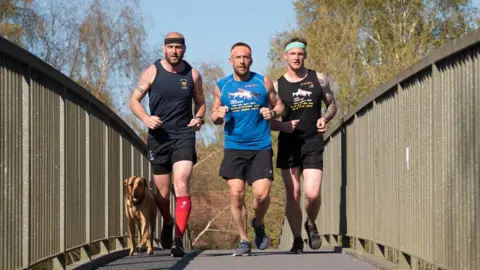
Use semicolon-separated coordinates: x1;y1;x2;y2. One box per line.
92;246;390;270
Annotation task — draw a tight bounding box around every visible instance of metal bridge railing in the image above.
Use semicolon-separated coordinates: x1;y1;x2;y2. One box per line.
279;28;480;270
0;37;190;270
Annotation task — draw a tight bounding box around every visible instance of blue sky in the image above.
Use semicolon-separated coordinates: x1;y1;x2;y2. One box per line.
139;0;298;75
139;0;480;75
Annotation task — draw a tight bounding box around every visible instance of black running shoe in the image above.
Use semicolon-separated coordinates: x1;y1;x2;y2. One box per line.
160;218;174;249
251;217;270;250
290;237;304;254
304;221;321;250
170;237;185;257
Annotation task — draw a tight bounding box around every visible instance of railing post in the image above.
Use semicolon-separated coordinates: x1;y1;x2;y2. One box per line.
113;130;123;251
119;130;124;239
104;123;109;249
21;64;31;269
339;118;348;240
85;102;91;247
353;114;362;253
84;102;92;257
431;62;438;268
58;85;66;268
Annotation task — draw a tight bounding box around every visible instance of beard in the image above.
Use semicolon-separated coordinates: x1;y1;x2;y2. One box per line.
165;53;183;66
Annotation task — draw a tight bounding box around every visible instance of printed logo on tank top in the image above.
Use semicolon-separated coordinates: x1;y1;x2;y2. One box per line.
180;78;188;90
227;84;261;112
291;80;315;111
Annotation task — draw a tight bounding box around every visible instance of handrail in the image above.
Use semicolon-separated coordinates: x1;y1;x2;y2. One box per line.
279;27;480;270
0;36;190;270
324;27;480;140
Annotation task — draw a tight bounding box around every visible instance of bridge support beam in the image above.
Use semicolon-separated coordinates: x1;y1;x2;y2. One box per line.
114;237;124;251
98;239;110;256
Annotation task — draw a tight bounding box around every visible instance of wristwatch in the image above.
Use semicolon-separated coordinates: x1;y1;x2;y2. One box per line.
195;116;205;124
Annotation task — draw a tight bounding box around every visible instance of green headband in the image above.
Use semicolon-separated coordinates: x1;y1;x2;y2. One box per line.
285;41;306;52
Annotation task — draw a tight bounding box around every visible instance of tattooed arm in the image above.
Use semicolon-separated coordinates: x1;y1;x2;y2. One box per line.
269;80;284;131
265;76;284;118
317;72;337;122
268;80;299;133
129;65;162;129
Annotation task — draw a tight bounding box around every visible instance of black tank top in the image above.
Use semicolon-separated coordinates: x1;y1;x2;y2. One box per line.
277;69;324;150
148;60;195;140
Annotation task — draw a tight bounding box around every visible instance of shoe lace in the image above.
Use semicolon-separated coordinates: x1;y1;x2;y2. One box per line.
239;240;250;249
309;226;321;240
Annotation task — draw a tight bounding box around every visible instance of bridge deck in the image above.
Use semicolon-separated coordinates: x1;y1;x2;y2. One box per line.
95;248;380;270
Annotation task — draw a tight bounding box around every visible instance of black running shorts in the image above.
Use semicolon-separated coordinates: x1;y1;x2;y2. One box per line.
276;134;324;170
147;137;197;175
219;149;274;185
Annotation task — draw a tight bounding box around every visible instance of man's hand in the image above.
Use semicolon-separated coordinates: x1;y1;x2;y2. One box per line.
317;117;327;133
260;107;274;120
211;85;228;125
187;118;203;131
283;120;300;133
216;106;229;119
144;115;162;130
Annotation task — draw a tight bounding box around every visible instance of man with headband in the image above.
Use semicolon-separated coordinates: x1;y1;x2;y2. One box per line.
270;37;337;254
211;42;284;256
129;32;206;257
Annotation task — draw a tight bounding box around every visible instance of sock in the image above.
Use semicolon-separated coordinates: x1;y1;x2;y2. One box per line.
157;200;172;224
174;196;192;237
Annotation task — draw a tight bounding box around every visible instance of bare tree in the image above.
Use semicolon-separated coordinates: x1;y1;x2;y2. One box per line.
267;0;480;118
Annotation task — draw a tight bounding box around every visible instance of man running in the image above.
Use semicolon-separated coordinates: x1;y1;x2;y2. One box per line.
210;42;284;256
270;37;337;253
129;32;206;257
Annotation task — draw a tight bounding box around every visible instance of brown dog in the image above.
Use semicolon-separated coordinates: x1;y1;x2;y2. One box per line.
124;175;157;256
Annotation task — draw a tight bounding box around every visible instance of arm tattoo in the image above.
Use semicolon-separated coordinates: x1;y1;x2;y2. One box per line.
317;72;337;122
134;67;153;94
135;85;145;93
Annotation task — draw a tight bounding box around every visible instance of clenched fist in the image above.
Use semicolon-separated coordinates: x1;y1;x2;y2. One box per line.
143;115;162;130
283;119;300;133
187;118;203;131
260;107;274;120
317;117;327;133
216;106;229;119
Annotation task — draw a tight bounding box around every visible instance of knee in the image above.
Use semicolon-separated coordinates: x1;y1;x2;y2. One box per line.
230;188;245;207
173;165;192;196
156;186;170;199
174;181;188;196
253;191;270;204
304;188;321;202
155;192;170;204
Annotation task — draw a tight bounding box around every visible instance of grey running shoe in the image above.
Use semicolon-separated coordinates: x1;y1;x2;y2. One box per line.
304;221;321;250
232;240;252;256
290;237;304;254
251;217;270;250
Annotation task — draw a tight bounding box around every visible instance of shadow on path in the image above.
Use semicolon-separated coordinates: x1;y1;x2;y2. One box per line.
93;248;202;270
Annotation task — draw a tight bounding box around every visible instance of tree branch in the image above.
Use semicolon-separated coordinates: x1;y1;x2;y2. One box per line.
192;204;230;246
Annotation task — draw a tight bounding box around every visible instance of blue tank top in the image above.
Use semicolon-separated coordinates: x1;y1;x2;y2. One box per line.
218;72;272;150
